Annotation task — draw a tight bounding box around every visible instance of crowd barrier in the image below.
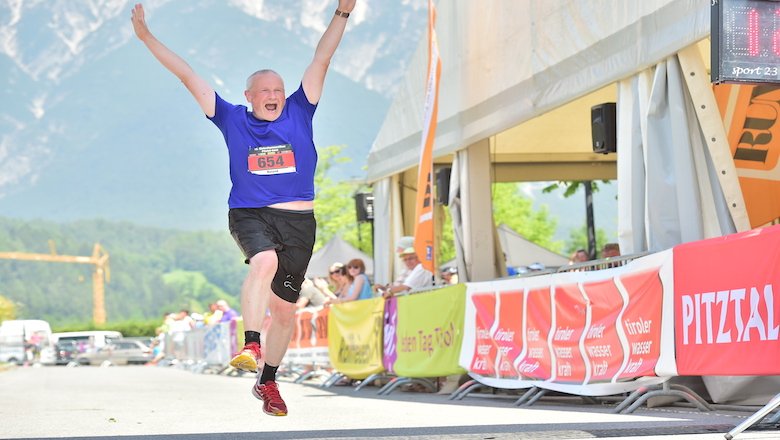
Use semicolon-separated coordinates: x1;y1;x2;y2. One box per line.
158;224;780;417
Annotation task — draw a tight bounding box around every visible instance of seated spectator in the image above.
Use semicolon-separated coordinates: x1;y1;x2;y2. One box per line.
440;267;458;285
342;258;373;301
296;278;335;309
602;242;621;258
314;262;351;299
378;237;434;297
217;299;238;322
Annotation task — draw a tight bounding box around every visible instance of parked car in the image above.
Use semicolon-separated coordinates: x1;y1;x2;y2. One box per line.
54;340;79;365
76;339;151;366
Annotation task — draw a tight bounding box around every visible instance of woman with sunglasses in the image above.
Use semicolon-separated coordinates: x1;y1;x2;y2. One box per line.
340;258;373;302
314;262;350;300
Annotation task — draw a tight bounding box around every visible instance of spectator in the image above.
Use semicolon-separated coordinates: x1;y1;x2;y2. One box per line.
169;309;194;332
379;237;434;297
602;242;621;258
296;278;336;309
569;249;590;264
314;262;350;299
217;299;238;322
342;258;373;301
203;302;223;326
440;267;458;285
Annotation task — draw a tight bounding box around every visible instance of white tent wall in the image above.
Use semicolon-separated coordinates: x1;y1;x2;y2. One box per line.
616;46;749;254
367;0;710;182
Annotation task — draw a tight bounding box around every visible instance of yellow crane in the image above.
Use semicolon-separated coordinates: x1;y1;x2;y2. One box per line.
0;243;110;324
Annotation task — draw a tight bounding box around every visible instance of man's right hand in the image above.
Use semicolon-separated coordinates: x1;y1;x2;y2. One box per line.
131;3;152;41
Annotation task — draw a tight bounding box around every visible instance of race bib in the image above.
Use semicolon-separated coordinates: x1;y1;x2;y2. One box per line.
247;144;296;175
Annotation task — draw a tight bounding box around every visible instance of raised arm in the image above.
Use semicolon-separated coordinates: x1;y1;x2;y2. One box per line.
131;3;216;117
301;0;356;104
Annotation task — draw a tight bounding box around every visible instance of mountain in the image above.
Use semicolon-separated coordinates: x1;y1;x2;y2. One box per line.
0;0;427;230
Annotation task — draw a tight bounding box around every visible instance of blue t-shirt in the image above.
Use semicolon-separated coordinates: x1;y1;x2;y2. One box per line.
349;273;374;300
208;85;317;208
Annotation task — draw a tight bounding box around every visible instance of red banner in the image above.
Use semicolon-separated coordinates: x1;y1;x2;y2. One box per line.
581;278;625;383
496;289;524;379
469;291;497;376
617;268;663;379
552;283;588;383
517;287;553;380
675;225;780;375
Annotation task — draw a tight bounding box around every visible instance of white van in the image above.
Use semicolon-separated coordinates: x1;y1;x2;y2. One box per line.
0;319;55;365
52;330;123;353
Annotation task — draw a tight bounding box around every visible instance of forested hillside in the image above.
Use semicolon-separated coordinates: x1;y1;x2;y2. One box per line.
0;217;245;326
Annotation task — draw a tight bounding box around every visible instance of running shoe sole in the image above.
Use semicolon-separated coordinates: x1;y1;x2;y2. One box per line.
229;352;258;373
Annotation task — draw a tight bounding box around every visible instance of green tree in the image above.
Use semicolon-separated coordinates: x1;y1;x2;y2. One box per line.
313;145;372;254
0;294;16;321
436;182;562;265
492;183;562;252
160;270;231;313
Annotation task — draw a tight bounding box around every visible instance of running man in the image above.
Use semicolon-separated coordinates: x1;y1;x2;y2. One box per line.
131;0;355;416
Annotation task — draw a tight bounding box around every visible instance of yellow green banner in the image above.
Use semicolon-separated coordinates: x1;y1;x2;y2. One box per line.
327;297;385;379
393;284;467;377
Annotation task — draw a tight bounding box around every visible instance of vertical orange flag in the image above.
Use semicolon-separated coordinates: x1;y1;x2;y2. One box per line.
413;0;441;274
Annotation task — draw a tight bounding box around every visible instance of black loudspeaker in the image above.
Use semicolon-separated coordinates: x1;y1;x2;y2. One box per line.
436;167;451;206
591;102;617;154
354;193;374;222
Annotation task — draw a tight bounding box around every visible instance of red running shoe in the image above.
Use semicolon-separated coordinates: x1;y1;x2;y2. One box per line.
252;380;288;416
229;342;261;373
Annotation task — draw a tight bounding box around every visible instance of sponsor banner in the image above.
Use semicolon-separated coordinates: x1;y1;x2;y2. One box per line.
551;283;588;384
393;284;466;378
469;290;497;377
412;0;442;273
496;289;524;379
615;268;664;379
714;84;780;227
580;278;625;383
327;297;385;380
203;322;233;366
461;253;673;395
519;286;554;381
675;224;780;375
286;307;330;366
383;296;399;373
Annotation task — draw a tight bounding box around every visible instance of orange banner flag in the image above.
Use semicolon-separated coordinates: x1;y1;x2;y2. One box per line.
413;0;441;274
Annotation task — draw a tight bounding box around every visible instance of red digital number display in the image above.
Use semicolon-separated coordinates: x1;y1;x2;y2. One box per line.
712;0;780;84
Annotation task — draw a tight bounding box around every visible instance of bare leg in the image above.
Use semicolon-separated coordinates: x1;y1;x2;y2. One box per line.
241;250;278;333
263;294;297;365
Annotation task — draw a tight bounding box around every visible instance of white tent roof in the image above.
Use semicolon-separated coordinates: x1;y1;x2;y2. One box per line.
367;0;709;182
440;224;569;271
306;235;374;279
496;224;569;268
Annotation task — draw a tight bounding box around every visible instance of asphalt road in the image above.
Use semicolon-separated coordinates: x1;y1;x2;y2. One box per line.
0;365;778;440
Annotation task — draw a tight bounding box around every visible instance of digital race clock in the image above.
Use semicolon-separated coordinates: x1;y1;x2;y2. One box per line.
712;0;780;84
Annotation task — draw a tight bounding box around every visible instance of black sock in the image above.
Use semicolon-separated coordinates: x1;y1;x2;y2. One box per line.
244;331;261;345
259;364;279;384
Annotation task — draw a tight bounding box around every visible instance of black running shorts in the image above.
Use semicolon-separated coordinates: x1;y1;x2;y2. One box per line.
228;207;316;303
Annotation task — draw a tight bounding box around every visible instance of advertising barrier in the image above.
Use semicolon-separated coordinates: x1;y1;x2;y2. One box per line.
286;306;330;366
460;250;674;395
388;284;466;378
328;297;385;379
675;224;780;376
